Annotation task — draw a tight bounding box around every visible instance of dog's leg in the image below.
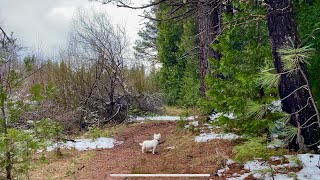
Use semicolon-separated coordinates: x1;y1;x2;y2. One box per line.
141;146;145;153
152;147;156;154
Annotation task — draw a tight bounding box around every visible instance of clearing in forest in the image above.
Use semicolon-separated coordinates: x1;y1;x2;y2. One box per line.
31;120;236;180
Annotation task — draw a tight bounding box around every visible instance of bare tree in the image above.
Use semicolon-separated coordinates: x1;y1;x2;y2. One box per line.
69;9;130;125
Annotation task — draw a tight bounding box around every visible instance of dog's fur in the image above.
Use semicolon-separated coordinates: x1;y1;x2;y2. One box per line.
139;133;161;154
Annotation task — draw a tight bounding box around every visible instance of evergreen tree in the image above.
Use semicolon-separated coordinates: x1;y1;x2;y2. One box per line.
156;3;184;105
156;3;200;107
133;9;158;64
177;18;201;107
293;0;320;103
200;2;274;135
265;0;320;150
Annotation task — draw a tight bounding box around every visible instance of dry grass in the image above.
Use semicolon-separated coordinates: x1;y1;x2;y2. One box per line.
164;106;201;116
30;121;237;180
31;150;96;180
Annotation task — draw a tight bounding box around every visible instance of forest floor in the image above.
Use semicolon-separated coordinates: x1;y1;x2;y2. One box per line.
30;109;318;180
30;120;238;180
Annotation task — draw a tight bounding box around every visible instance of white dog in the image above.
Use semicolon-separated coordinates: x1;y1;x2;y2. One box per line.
139;133;161;154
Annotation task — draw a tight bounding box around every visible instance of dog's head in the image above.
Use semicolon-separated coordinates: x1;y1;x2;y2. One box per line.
153;133;161;140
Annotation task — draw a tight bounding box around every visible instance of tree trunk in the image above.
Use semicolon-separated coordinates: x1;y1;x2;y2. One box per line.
265;0;320;151
1;104;12;180
197;0;221;96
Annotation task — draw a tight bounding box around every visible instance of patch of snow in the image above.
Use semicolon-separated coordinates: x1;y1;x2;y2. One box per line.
271;134;279;139
217;159;236;176
185;121;199;128
227;173;251;180
209;112;222;121
209;112;236;121
224;113;236;119
270;156;283;161
272;174;293;180
223;154;320;180
217;166;229;176
267;139;286;149
46;137;122;151
131;116;197;121
203;123;215;129
243;160;292;180
189;121;199;126
268;100;282;113
23;129;34;133
195;132;241;142
296;154;320;180
284;155;303;168
227;159;235;165
26;120;34;124
244;160;269;171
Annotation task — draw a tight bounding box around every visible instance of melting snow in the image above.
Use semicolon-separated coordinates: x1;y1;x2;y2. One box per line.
195;132;241;142
46;137;122;151
227;173;251;180
220;154;320;180
268;100;282;113
209;112;236;121
267;139;286;149
131;116;197;121
296;154;320;180
185;121;199;128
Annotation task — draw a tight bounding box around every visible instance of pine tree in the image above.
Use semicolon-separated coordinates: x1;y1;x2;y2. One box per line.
265;0;320;150
156;2;184;105
133;9;158;64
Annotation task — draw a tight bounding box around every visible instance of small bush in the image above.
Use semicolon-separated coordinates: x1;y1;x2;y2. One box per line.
289;155;303;168
176;118;188;130
87;126;111;140
234;137;269;162
253;166;276;179
234;137;289;163
212;116;270;136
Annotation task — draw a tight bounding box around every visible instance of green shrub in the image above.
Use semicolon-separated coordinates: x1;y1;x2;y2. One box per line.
87;126;111;140
0;129;42;179
234;137;269;162
34;118;64;156
176;118;188;130
234;137;289;163
289;155;303;168
211;115;271;136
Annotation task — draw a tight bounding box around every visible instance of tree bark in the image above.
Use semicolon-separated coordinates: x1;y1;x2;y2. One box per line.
197;0;221;96
265;0;320;151
1;104;12;180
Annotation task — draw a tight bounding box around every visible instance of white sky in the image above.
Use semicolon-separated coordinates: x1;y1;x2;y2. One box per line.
0;0;149;58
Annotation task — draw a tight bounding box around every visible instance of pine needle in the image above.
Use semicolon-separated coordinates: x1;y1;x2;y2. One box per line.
278;112;291;125
259;70;280;89
278;42;314;72
246;100;268;120
284;124;298;142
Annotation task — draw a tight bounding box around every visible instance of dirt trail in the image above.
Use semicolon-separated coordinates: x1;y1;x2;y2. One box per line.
31;121;235;180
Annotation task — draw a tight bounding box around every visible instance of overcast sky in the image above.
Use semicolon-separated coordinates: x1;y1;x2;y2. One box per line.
0;0;148;58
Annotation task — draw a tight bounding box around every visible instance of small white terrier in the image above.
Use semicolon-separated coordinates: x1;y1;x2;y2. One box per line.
139;133;161;154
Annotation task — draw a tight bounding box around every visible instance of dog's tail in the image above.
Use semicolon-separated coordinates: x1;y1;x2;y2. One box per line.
139;143;143;146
